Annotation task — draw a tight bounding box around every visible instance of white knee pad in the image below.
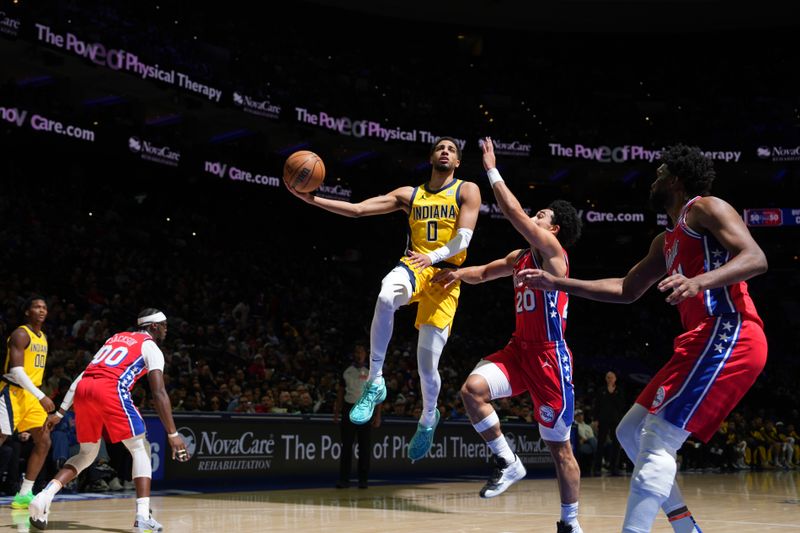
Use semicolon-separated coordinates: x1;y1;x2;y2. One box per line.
469;361;512;400
123;435;152;479
632;415;689;499
617;403;648;462
65;440;101;474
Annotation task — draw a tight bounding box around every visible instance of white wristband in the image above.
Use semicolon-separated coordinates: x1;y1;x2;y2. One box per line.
486;168;504;187
55;411;64;419
168;432;179;438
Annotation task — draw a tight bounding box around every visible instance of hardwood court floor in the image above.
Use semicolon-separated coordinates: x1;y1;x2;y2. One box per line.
4;471;799;532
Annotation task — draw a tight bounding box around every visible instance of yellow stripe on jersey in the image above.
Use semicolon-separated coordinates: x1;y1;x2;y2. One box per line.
4;325;48;387
407;179;466;266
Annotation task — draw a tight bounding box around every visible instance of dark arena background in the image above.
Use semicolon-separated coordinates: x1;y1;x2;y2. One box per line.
1;1;799;531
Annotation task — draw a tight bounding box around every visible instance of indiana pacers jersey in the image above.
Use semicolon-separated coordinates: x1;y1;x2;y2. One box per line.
405;179;466;267
4;325;48;387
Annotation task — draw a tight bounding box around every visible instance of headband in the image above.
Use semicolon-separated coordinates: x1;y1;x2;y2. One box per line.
137;311;167;325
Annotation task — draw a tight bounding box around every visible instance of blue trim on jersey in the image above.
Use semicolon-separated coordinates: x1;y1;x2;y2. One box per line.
455;180;464;208
660;314;742;430
409;186;419;210
703;235;736;315
397;262;417;294
118;356;147;437
545;290;564;342
529;252;563;342
423;179;459;194
679;196;704;239
555;341;574;427
679;220;703;239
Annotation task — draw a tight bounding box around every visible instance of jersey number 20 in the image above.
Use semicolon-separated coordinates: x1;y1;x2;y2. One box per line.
516;288;536;313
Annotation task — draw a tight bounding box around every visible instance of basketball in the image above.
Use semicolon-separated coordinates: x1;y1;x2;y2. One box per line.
283;151;325;193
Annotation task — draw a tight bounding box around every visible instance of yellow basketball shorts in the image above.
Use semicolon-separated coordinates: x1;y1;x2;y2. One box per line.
0;382;48;434
397;258;461;331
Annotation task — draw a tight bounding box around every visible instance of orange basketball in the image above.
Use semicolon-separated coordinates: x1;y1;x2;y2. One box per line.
283;150;325;193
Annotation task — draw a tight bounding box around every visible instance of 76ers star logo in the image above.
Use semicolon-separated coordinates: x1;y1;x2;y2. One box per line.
539;405;555;423
651;386;666;408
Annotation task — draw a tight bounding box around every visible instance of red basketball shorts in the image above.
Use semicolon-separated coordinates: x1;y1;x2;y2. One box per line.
487;337;575;429
636;313;767;442
74;375;146;443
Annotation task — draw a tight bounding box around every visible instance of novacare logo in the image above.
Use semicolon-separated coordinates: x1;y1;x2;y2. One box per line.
129;136;180;166
757;145;800;162
198;431;276;456
492;139;532;156
232;91;280;119
177;427;197;458
316;183;353;200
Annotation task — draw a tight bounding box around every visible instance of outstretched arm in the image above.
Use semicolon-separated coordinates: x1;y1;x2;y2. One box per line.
658;196;767;304
481;137;564;274
287;183;413;218
521;233;667;303
431;250;520;289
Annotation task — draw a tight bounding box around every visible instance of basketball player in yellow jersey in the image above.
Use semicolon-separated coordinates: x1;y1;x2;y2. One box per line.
1;296;55;509
287;137;481;461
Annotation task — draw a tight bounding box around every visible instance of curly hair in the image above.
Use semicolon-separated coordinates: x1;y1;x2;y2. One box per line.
660;144;716;196
548;200;582;248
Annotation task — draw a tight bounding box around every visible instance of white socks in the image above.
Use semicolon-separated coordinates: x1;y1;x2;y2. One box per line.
561;502;583;533
487;435;515;463
39;479;62;504
417;325;448;427
136;497;150;518
19;476;34;494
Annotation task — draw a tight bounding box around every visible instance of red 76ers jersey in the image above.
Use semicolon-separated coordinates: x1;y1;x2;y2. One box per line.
664;196;762;331
511;249;570;342
82;332;159;392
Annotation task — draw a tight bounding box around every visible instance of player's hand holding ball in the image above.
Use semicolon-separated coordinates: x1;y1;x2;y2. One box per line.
283;150;325;202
